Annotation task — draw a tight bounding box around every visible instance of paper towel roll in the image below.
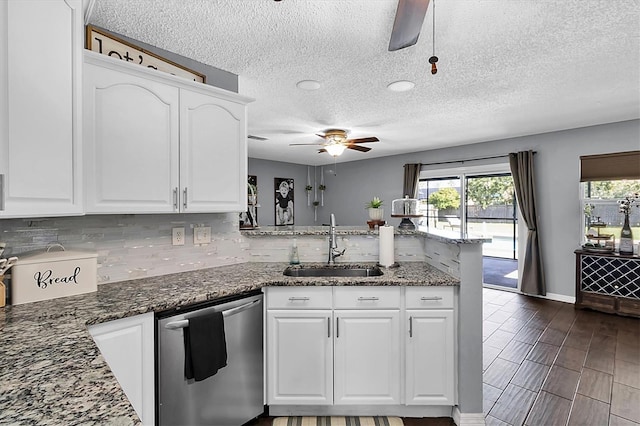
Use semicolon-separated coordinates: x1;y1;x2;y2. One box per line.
379;225;395;267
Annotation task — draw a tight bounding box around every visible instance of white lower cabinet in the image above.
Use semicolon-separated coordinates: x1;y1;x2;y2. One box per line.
88;312;155;425
405;286;456;405
334;309;401;405
266;310;333;405
406;309;455;405
266;285;456;412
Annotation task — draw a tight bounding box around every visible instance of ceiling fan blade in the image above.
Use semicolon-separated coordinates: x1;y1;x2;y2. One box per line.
347;145;372;153
347;137;379;144
318;149;327;153
316;133;328;139
388;0;430;51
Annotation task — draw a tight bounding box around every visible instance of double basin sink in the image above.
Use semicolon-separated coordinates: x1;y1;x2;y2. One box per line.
283;264;384;277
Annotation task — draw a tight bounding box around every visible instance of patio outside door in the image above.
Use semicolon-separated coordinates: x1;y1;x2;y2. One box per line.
418;172;519;289
465;174;518;288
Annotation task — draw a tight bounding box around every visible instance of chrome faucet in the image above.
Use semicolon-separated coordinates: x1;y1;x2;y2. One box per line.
328;213;345;264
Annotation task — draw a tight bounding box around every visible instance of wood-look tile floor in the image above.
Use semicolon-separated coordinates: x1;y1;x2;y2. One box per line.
483;287;640;426
250;288;640;426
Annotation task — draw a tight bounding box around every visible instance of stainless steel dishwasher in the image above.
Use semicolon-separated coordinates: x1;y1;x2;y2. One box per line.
156;291;264;426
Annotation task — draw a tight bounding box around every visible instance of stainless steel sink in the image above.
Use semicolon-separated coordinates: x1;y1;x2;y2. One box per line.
283;265;383;277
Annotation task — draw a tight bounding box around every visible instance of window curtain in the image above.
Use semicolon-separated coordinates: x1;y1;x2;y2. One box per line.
403;163;422;198
509;151;546;296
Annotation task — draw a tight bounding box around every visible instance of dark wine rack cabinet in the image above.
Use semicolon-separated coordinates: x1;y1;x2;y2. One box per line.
575;250;640;317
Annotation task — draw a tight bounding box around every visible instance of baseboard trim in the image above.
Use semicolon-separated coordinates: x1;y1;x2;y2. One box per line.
544;292;575;304
483;285;576;305
268;405;452;418
452;407;486;426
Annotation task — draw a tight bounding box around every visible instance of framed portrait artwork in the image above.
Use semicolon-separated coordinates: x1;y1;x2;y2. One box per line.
274;177;294;226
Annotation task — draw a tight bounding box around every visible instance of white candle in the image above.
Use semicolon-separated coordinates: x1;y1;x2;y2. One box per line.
379;225;395;267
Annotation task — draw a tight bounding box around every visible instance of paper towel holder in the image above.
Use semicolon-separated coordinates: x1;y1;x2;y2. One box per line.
376;262;400;269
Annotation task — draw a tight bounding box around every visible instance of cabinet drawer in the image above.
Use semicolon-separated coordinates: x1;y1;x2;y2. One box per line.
406;286;454;309
334;286;400;309
267;286;333;309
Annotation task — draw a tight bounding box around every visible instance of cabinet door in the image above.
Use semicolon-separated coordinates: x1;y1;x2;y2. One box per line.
406;309;455;405
84;63;179;213
180;88;247;212
88;312;155;425
0;0;82;217
267;310;333;405
334;310;401;405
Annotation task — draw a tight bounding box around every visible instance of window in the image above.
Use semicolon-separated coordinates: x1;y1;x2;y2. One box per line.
582;179;640;244
580;151;640;247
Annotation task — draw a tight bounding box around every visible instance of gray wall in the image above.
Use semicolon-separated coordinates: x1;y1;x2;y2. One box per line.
248;158;319;226
318;119;640;299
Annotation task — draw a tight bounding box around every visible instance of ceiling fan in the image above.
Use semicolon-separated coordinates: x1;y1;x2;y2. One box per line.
289;129;379;157
388;0;431;50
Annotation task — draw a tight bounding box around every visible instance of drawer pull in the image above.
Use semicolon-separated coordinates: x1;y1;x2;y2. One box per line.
421;296;443;301
288;296;310;301
357;296;380;301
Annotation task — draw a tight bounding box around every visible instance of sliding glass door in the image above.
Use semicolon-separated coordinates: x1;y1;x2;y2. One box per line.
418;171;519;289
465;174;518;260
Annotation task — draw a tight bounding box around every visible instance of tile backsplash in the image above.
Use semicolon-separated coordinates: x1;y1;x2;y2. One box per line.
0;213;244;284
1;215;458;285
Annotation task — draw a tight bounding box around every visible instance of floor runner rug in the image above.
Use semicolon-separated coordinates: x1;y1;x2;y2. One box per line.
272;417;404;426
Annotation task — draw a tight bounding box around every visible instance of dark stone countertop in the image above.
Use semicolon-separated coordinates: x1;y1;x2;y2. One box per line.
0;261;457;425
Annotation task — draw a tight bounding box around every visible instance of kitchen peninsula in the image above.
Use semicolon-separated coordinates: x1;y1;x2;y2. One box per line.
0;228;484;425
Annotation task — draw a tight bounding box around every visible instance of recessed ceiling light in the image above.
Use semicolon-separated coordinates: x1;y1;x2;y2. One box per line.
296;80;321;91
387;80;415;92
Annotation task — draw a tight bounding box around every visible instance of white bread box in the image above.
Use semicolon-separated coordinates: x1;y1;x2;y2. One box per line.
11;250;98;305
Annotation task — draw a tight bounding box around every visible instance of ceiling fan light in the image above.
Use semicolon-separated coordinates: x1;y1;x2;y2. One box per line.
325;143;347;157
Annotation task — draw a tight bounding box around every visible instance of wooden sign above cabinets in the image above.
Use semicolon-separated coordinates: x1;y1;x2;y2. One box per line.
86;25;206;83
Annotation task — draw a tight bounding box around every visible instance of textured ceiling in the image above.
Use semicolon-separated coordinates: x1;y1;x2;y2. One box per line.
89;0;640;166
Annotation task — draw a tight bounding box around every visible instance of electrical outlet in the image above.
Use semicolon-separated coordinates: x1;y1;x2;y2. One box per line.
194;226;211;245
172;227;185;246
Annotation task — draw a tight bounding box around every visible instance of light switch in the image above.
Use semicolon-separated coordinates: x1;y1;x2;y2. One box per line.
194;226;211;245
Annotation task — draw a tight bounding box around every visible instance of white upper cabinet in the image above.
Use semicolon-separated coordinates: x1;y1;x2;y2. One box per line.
179;89;246;212
84;63;179;213
0;0;83;218
83;51;252;214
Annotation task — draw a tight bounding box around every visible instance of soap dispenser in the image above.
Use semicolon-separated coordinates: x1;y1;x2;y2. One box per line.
290;239;300;265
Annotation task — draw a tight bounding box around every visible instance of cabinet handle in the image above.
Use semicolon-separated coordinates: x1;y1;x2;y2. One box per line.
328;317;331;338
183;187;188;210
173;187;178;210
421;296;443;301
0;174;4;211
357;296;380;301
336;317;339;338
409;316;413;338
288;296;310;301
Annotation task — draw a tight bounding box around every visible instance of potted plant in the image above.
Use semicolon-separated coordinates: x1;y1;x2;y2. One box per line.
366;196;384;220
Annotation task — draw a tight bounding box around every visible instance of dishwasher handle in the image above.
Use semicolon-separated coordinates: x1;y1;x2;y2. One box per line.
164;298;262;330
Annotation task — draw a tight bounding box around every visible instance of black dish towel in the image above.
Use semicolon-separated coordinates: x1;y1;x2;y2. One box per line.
183;310;227;382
